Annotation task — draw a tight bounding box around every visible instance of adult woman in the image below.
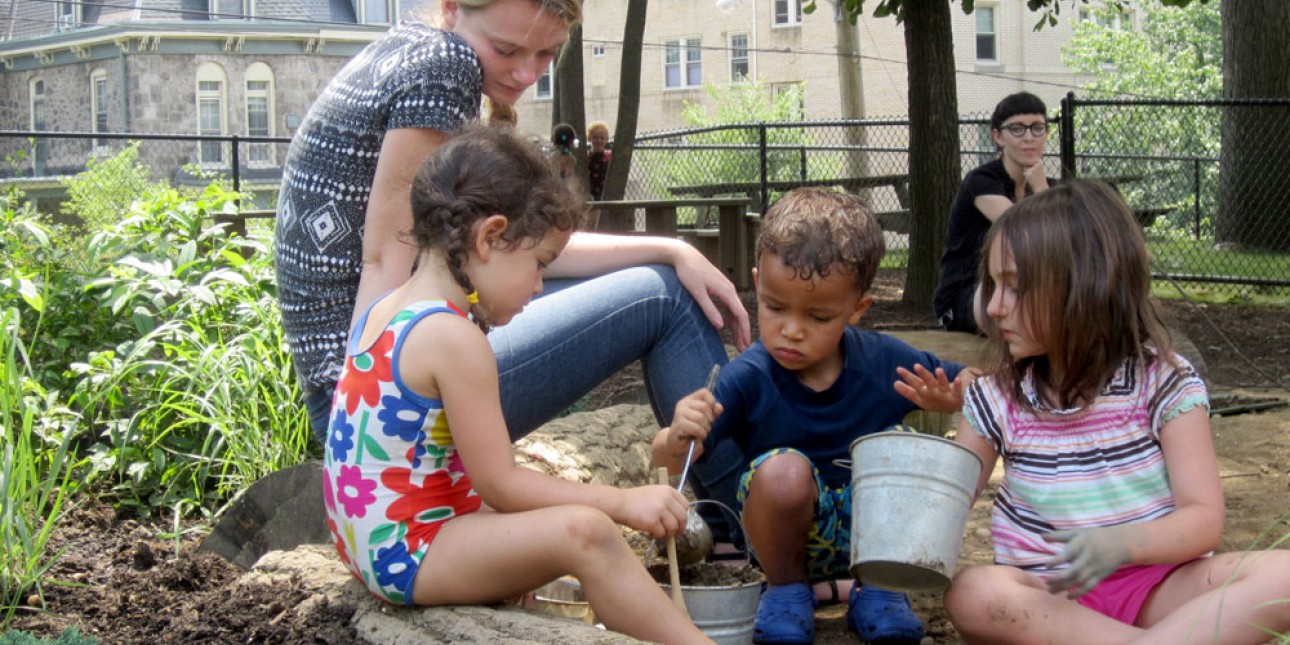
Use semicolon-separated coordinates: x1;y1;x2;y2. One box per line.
932;91;1051;335
275;0;751;447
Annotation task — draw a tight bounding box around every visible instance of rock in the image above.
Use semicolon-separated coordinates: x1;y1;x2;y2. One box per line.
515;404;660;489
250;544;648;645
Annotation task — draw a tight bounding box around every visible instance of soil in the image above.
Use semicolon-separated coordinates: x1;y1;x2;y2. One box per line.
9;270;1290;645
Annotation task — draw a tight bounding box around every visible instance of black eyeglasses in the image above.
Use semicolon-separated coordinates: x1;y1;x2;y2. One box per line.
1000;122;1050;137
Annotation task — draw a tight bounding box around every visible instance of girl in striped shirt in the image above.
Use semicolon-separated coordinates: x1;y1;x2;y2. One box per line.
945;180;1290;644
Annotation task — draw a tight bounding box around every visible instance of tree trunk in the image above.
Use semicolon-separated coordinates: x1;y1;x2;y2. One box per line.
1218;0;1290;252
834;3;869;178
601;0;646;202
554;25;588;192
900;1;960;310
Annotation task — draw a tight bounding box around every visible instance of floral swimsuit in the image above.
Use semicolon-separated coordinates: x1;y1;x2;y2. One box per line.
322;298;482;605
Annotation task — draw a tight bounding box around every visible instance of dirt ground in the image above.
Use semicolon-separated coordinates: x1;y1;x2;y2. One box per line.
9;272;1290;644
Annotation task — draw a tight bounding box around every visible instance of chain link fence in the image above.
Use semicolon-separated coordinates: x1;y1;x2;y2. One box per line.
1060;97;1290;296
3;96;1289;296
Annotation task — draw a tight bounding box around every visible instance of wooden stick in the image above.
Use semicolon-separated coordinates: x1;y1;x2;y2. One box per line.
658;467;689;618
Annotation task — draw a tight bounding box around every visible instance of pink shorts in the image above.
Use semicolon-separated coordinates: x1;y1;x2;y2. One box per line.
1075;562;1188;625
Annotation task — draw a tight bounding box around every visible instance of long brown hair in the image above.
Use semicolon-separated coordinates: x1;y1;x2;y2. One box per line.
408;123;583;329
977;179;1172;410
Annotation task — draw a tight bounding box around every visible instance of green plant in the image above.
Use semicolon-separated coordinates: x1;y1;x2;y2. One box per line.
0;308;79;631
65;187;310;516
60;143;167;233
0;627;98;645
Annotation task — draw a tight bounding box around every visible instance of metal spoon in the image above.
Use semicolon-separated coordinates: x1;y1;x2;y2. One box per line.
671;365;719;566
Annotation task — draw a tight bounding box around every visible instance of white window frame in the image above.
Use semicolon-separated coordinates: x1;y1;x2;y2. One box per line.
196;63;227;167
56;0;77;30
534;60;553;100
591;43;605;57
664;38;702;89
91;69;109;150
244;62;275;166
730;33;749;81
359;0;393;25
1080;5;1132;30
975;4;998;63
209;0;245;19
772;0;802;27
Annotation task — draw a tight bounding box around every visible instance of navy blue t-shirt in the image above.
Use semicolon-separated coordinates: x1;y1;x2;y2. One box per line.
698;326;963;489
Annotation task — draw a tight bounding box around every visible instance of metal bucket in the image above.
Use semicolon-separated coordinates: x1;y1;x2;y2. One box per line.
848;431;982;591
658;579;762;645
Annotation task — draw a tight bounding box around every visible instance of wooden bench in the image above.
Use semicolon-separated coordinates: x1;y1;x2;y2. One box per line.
1132;207;1172;228
587;198;755;288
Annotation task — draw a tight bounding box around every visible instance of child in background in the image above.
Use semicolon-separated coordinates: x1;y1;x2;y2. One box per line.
653;187;974;645
946;180;1290;644
323;124;714;645
586;120;611;201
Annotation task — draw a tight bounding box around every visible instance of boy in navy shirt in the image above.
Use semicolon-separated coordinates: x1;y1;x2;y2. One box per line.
654;187;972;645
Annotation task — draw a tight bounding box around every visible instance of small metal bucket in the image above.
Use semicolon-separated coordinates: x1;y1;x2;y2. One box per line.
847;430;982;591
657;500;762;645
658;578;762;645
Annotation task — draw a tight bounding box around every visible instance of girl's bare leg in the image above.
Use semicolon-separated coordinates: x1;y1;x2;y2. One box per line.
945;565;1143;645
1132;550;1290;645
412;505;715;645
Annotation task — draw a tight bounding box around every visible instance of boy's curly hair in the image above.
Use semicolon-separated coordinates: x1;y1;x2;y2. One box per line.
408;122;584;329
754;187;885;294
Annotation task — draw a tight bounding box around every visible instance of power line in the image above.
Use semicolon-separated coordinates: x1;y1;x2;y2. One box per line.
4;2;1185;102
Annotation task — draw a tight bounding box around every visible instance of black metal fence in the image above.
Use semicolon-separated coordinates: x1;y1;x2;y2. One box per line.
4;95;1290;295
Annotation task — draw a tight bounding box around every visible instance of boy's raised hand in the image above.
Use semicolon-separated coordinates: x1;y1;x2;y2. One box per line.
895;364;977;414
616;485;690;539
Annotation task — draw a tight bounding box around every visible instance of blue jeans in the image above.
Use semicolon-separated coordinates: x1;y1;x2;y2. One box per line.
302;265;746;538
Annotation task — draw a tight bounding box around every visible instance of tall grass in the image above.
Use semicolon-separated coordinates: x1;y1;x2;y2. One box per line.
0;308;78;630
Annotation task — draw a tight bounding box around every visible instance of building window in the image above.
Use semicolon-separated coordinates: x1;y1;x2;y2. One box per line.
91;70;109;149
196;63;227;165
361;0;391;24
773;0;802;26
591;44;605;57
30;78;49;173
245;62;275;165
1080;6;1131;30
975;5;997;62
209;0;244;19
665;38;702;89
535;61;553;99
730;33;749;81
56;0;77;29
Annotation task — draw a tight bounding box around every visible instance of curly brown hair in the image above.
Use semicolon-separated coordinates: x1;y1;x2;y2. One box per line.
408;123;583;329
754;187;885;294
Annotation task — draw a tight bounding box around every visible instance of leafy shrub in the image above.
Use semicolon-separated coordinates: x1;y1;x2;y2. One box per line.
0;628;98;645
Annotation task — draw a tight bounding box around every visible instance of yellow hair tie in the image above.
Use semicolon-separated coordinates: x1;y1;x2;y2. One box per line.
466;291;480;304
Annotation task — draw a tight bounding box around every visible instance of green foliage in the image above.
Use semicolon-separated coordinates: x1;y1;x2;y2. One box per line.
1061;2;1223;239
60;143;166;233
0;309;79;631
1061;1;1221;100
62;185;309;515
0;628;98;645
640;79;844;220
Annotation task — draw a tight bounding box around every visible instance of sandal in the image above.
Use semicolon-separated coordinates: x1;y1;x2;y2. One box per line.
753;583;815;645
846;585;924;644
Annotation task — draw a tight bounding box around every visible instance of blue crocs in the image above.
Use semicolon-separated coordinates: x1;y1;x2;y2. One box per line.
754;583;816;644
846;585;925;644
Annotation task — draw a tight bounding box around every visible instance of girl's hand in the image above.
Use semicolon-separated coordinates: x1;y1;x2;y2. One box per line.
894;365;970;414
670;244;753;351
1042;525;1139;598
619;485;690;539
